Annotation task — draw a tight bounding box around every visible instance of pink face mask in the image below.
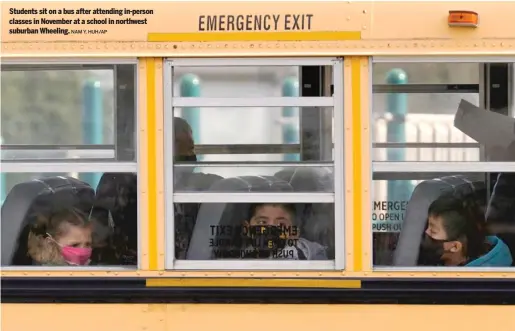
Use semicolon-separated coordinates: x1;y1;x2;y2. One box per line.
47;233;92;266
61;246;92;266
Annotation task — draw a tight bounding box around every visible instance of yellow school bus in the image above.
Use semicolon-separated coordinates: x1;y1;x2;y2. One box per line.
2;1;515;331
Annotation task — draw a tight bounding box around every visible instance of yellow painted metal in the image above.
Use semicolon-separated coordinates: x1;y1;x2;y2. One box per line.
1;1;515;281
3;304;515;331
3;2;515;56
146;278;361;288
147;31;361;42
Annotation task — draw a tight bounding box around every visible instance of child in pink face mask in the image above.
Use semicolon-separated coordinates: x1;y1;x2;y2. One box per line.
28;208;93;266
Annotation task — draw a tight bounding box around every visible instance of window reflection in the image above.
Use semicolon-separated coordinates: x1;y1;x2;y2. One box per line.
175;202;335;260
373;174;515;268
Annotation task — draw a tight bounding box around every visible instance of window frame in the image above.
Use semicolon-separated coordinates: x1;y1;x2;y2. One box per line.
164;57;345;270
371;56;515;271
1;58;141;271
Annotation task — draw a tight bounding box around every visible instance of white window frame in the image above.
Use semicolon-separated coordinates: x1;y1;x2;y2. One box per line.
1;59;140;271
173;97;334;108
1;162;137;173
373;162;515;173
1;144;117;162
164;57;345;270
371;56;515;272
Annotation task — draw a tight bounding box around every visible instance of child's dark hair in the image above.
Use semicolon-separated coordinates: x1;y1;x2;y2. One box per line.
427;193;487;259
248;203;297;221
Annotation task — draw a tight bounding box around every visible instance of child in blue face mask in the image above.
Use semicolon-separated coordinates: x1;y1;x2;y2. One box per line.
419;194;513;267
28;208;93;266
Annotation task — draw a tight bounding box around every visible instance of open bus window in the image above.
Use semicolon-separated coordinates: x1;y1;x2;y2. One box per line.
372;61;515;268
1;61;139;269
165;58;343;269
372;62;480;163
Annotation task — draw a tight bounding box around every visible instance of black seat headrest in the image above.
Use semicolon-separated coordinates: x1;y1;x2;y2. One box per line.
94;173;138;249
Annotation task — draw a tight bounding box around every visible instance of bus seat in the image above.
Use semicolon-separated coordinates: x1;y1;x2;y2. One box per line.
274;167;335;258
274;167;334;192
176;172;223;191
1;176;94;266
186;176;294;260
392;175;486;266
485;173;515;263
94;173;138;264
174;172;234;259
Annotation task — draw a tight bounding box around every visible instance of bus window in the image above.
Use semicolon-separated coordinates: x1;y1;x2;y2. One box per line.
165;58;343;269
372;60;515;268
177;202;335;261
372;62;480;163
1;61;138;268
373;172;515;268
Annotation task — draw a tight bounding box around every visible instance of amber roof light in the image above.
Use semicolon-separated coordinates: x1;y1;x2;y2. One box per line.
448;10;479;27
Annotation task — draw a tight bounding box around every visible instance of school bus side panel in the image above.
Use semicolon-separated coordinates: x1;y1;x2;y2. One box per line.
3;304;515;331
4;2;515;57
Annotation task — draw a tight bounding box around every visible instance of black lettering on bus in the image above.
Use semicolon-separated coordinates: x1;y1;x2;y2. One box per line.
207;15;217;31
199;15;205;31
373;201;408;211
284;14;314;31
227;15;235;30
218;15;226;31
245;15;253;30
198;14;288;31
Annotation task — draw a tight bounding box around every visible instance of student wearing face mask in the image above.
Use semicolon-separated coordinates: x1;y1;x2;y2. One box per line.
28;208;93;266
419;194;513;267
